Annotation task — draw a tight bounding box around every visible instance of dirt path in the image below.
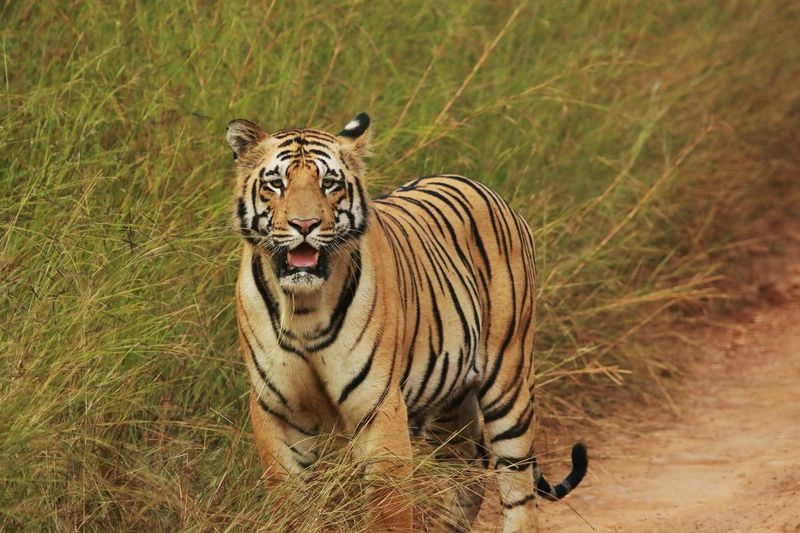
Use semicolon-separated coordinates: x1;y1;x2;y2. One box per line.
538;303;800;532
478;229;800;532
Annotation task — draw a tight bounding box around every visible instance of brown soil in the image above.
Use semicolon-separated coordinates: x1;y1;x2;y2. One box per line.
477;226;800;532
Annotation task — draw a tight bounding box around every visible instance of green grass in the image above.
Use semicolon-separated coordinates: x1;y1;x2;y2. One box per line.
2;1;800;530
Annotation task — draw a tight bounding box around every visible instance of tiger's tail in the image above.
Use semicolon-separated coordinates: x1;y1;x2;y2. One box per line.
534;442;588;500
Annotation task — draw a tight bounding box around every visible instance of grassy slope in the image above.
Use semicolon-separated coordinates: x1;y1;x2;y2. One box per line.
2;1;799;530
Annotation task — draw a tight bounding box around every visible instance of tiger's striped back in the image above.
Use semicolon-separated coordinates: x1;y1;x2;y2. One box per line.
374;175;537;429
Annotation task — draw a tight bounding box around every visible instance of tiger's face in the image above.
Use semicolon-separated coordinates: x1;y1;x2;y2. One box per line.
227;114;371;292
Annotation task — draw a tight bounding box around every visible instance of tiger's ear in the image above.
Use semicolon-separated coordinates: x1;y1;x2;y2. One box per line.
337;113;371;172
226;119;267;160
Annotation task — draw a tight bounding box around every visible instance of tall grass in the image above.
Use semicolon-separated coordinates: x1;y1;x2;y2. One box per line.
2;1;799;530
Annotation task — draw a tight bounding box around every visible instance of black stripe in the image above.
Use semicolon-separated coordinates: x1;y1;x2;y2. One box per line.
301;131;337;142
237;197;251;238
251;254;281;330
355;336;399;434
338;340;378;404
374;210;411;306
250;179;259;234
427;351;450;405
409;332;439;408
399;287;421;397
345;180;354;205
347;292;380;350
438;379;473;416
251;255;305;358
482;379;523;423
432;347;465;411
306;250;361;351
426;175;502;255
352;176;369;233
287;442;318;469
308;148;331;159
298;138;330;148
243;334;288;407
502;494;534;509
495;455;534;472
490;403;534;443
257;398;315;437
273;129;301;138
479;278;517;398
478;435;490;469
424;181;493;279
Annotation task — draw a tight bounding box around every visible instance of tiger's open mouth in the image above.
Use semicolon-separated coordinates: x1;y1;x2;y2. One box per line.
287;242;319;269
273;243;329;288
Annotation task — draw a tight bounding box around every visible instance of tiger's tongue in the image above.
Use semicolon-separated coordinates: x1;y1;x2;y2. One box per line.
288;244;319;268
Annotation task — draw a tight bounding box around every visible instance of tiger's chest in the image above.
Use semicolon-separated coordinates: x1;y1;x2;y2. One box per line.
236;255;385;430
237;238;485;434
237;291;337;431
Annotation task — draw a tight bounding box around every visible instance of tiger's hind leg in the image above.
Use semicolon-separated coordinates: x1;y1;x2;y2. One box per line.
479;374;539;533
426;390;488;531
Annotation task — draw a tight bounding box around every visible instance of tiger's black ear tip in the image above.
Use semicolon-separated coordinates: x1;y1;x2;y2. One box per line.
354;112;370;125
338;112;371;138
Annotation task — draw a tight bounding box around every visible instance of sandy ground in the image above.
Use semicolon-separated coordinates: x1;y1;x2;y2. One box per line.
477;227;800;532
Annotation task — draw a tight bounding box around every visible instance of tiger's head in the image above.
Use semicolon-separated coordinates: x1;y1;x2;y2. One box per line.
226;113;372;293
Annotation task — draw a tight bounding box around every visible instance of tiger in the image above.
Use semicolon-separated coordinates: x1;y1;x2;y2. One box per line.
226;112;588;532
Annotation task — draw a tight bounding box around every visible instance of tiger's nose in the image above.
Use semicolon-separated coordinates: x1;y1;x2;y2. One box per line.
288;218;321;236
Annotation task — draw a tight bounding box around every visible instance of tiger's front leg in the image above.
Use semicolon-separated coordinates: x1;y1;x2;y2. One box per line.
249;393;321;487
347;386;414;532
